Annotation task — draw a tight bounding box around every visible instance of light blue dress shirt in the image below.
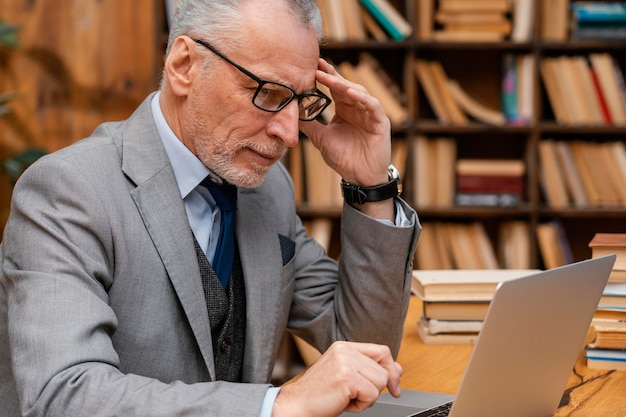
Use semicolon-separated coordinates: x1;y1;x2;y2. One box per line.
150;92;408;416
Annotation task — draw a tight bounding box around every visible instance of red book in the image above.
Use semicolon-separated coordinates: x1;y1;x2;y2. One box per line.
588;57;612;124
456;174;525;194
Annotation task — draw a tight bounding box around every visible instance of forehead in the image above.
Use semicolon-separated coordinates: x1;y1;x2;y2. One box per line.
230;1;320;88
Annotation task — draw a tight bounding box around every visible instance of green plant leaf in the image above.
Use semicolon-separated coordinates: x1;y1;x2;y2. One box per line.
2;149;47;181
0;22;20;49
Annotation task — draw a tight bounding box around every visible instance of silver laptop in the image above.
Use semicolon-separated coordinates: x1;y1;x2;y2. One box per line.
343;255;616;417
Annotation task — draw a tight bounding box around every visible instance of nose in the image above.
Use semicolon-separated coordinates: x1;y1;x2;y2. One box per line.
265;99;300;148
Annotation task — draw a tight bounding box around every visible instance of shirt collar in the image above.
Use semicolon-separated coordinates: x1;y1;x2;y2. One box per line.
151;92;210;198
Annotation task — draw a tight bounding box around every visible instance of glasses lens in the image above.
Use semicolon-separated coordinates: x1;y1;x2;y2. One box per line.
299;94;330;121
253;82;295;111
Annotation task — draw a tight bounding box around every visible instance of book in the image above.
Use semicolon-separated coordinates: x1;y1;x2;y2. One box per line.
455;192;521;207
538;140;570;208
428;61;468;125
594;307;626;322
536;220;574;269
423;300;490;321
353;53;409;126
447;79;506;126
599;282;626;308
416;0;434;40
572;2;626;24
359;0;413;41
445;223;488;269
572;55;606;125
456;158;526;177
433;137;457;206
417;318;479;345
342;0;368;41
456;174;524;194
320;0;348;41
302;138;342;208
589;53;626;126
411;269;539;302
589;233;626;275
435;11;507;25
541;0;570;41
569;141;601;206
510;0;535;42
501;53;518;122
360;6;389;41
438;0;511;13
587;56;613;124
540;57;572;124
414;222;444;270
585;347;626;371
589;317;626;350
553;140;588;207
419;317;483;335
415;59;454;123
411;135;457;208
412;135;434;207
498;220;531;269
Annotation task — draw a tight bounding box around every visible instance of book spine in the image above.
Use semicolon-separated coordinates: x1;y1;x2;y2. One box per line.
455;192;521;207
502;53;519;122
587;56;613;124
572;2;626;23
359;0;406;41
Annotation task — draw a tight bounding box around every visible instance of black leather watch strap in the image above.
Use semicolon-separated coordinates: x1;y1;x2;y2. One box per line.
341;179;400;205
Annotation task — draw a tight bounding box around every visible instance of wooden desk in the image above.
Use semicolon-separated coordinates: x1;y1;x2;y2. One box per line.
397;296;626;417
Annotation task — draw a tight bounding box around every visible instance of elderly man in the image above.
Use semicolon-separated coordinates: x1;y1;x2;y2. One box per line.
0;1;419;416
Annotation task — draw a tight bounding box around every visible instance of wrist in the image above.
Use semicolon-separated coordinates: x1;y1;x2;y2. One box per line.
341;164;401;206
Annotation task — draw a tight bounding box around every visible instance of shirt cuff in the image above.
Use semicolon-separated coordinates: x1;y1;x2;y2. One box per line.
376;200;410;227
259;386;281;417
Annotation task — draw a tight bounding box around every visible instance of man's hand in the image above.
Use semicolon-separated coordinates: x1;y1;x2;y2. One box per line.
299;59;396;221
299;58;392;188
272;341;403;417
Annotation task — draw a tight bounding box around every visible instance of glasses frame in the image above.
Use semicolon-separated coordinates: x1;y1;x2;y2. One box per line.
193;38;331;121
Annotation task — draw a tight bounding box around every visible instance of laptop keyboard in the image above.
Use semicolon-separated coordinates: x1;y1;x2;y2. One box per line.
416;400;454;416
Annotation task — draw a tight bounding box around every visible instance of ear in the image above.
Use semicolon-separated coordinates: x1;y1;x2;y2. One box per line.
163;36;199;97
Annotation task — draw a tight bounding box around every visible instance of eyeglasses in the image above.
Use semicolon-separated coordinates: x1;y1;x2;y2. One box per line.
193;39;332;121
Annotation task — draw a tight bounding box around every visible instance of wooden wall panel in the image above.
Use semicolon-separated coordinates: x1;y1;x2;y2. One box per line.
0;0;166;229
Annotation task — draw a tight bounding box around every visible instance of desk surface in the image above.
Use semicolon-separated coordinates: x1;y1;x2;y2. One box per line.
396;296;626;417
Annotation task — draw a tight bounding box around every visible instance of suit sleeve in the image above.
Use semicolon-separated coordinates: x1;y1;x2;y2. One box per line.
286;167;420;357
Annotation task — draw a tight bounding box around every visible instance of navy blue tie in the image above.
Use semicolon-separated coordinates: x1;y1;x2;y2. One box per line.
202;178;237;289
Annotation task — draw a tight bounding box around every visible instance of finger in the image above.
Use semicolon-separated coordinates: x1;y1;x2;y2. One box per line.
387;362;404;397
349;343;403;396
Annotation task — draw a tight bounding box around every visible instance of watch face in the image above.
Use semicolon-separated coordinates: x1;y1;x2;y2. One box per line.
388;164;401;181
388;164;402;195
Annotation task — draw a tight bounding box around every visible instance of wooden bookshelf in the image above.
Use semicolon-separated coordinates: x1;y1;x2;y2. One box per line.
290;0;626;269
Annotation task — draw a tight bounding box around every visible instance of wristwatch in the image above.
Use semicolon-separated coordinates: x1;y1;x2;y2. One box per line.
341;164;402;205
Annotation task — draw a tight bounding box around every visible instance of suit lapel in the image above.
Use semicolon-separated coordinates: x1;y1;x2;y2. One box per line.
237;187;287;383
119;95;217;378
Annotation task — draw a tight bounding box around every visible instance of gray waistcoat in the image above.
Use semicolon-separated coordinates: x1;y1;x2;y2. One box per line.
194;239;246;382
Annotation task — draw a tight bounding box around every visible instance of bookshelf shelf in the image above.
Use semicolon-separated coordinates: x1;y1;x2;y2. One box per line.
290;0;626;269
417;205;535;218
537;124;626;134
415;40;534;51
540;208;626;219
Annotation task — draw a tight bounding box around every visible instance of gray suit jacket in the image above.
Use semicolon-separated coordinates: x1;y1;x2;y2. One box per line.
0;94;419;417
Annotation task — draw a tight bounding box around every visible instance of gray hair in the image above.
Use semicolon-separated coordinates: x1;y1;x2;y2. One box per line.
166;0;323;55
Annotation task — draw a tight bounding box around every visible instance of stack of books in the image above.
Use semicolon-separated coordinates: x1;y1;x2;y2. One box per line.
412;269;538;344
454;158;526;207
585;233;626;370
571;2;626;40
317;0;412;42
420;0;535;43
